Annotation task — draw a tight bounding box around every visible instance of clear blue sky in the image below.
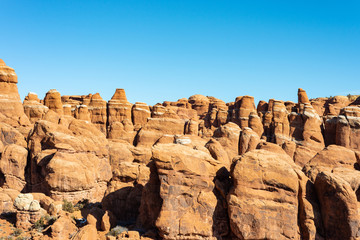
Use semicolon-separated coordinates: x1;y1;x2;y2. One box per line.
1;0;359;105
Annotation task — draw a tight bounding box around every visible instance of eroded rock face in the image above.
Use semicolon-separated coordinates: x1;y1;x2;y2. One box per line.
0;59;30;126
315;171;360;240
188;94;210;117
23;92;49;123
152;144;229;239
228;150;300;240
132;102;151;130
88;93;107;133
44;89;63;115
2;60;360;240
336;106;360;151
303;145;358;182
108;88;132;125
0;144;28;191
28;119;112;202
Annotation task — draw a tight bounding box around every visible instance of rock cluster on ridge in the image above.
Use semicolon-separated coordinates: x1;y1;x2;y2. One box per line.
0;58;360;239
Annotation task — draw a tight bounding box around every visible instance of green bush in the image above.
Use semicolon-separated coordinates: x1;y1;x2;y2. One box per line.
62;199;74;213
33;217;45;232
106;226;128;237
16;237;30;240
12;228;22;237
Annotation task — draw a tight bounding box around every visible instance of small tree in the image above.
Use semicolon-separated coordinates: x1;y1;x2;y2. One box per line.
62;199;74;213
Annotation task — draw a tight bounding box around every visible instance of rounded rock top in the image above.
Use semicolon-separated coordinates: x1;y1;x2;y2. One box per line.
14;193;34;211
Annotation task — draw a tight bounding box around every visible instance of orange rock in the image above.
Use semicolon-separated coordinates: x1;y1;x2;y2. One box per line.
303;145;358;182
205;138;230;167
0;144;28;191
301;103;325;151
293;145;317;167
310;97;328;116
88;93;107;133
296;169;324;240
188;94;210;117
314;171;360;240
44;89;63;115
51;215;77;239
28;119;111;202
101;210;116;232
0;59;30;126
74;105;91;121
132;102;151;130
16;210;43;230
107;89;132;125
213;122;240;161
298;88;310;104
87;206;105;230
73;224;98;240
0;122;27;148
271;100;290;144
233;95;257;129
326;96;350;116
239;127;260;155
335;106;360;151
23;92;49;123
184;119;198;135
152;144;228;239
228;150;300;239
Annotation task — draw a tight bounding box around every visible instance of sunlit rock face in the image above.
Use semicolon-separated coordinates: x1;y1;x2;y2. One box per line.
2;59;360;239
0;59;30;126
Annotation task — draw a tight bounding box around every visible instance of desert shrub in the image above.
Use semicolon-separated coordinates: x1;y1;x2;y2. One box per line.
62;200;74;213
74;199;89;210
33;217;45;232
106;226;128;237
34;215;57;232
12;228;22;237
16;237;30;240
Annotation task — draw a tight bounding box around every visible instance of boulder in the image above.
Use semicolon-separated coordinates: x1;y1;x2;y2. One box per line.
51;215;78;239
228;150;300;239
152;144;229;239
73;224;98;240
239;127;260;155
14;193;34;211
303;145;358;182
0;144;28;191
314;171;360;240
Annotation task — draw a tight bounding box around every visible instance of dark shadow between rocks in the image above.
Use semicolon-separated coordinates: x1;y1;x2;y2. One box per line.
102;184;144;226
212;167;232;239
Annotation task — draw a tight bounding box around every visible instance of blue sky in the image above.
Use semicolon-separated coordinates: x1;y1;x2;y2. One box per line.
1;0;359;105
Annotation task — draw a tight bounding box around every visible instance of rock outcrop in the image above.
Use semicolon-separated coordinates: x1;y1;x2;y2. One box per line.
1;58;360;239
228;150;300;239
0;59;30;126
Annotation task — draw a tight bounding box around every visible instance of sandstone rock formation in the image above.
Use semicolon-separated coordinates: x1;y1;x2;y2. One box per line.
0;59;30;126
1;59;360;239
23;92;49;123
228;150;300;239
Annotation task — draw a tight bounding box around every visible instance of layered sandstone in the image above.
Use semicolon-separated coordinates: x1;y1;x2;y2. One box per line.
1;59;360;239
